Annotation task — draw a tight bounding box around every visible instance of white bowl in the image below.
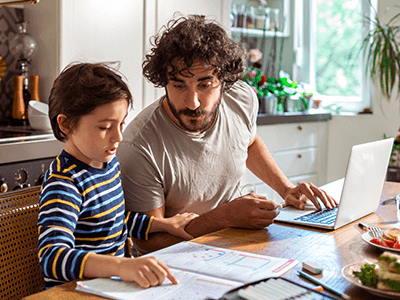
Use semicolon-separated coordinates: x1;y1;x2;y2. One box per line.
28;100;48;117
29;115;52;131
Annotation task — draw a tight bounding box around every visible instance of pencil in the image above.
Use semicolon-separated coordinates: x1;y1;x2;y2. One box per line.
297;271;351;300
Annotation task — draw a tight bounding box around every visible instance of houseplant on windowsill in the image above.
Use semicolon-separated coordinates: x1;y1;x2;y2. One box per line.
361;6;400;182
361;9;400;100
242;67;300;113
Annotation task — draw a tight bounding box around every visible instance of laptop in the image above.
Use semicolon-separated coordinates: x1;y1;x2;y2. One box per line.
275;138;394;230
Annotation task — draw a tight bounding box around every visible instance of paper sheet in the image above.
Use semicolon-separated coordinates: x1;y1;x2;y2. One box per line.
76;269;240;300
76;242;298;300
151;241;297;283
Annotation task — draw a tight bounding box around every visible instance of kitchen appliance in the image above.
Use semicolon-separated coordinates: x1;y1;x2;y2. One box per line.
0;157;52;193
0;126;62;193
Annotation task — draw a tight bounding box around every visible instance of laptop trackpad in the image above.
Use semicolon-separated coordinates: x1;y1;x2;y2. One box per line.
276;205;316;221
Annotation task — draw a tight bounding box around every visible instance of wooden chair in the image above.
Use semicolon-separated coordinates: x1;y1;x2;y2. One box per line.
0;186;45;299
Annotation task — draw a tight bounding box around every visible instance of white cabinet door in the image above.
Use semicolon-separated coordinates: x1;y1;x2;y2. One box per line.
26;0;145;111
242;121;328;192
156;0;225;28
59;0;144;111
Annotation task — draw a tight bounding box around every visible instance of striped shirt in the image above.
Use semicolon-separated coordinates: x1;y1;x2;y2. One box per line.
38;150;152;288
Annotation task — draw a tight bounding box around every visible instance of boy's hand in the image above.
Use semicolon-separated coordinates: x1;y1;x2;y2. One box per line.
118;256;177;288
154;213;198;240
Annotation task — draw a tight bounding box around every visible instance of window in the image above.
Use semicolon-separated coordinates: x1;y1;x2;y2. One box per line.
294;0;376;112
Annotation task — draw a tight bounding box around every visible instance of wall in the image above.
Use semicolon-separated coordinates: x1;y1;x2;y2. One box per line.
25;0;144;114
0;7;23;122
325;0;400;182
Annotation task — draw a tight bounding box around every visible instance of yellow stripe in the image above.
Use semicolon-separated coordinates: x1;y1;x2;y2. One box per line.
47;225;74;236
124;211;130;223
40;199;80;212
75;229;122;242
62;164;77;173
110;242;125;255
82;171;120;196
56;156;61;172
145;216;154;240
49;173;74;182
81;201;123;220
79;253;92;279
38;244;53;258
52;248;65;280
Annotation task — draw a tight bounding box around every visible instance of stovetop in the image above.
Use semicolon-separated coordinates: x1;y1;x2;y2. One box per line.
0;125;54;144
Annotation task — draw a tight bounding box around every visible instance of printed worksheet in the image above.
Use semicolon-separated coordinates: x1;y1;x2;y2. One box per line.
152;241;297;283
76;242;298;300
76;269;239;300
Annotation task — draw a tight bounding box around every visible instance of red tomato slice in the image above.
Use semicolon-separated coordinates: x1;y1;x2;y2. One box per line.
392;241;400;249
370;238;383;246
383;238;395;248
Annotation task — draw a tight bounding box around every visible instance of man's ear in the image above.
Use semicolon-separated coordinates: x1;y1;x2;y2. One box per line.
57;114;70;136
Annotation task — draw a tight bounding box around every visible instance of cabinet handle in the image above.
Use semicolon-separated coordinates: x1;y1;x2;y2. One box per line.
297;154;302;159
297;125;303;131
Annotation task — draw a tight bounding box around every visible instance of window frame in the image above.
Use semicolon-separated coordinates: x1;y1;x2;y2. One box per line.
293;0;377;113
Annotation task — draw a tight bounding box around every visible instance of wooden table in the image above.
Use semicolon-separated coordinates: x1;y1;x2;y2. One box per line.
24;182;400;300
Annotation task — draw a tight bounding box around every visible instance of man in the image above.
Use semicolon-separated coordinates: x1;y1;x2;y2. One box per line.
118;15;336;252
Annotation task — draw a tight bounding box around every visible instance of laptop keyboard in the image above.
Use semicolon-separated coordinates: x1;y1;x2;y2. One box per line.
294;207;338;225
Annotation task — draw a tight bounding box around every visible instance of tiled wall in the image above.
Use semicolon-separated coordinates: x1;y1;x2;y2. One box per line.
0;8;24;123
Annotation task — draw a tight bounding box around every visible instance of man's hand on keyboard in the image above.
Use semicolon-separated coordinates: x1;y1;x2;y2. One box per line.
283;182;338;210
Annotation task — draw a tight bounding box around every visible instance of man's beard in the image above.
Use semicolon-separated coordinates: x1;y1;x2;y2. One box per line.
165;90;222;132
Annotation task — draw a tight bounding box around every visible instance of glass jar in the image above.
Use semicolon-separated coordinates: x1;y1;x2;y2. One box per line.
234;3;246;28
270;8;280;31
245;6;255;29
254;6;266;30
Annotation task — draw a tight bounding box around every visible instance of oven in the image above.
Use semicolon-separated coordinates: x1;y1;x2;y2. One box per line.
0;126;62;194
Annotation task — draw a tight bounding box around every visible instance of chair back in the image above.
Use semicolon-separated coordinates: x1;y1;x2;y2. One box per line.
0;186;44;299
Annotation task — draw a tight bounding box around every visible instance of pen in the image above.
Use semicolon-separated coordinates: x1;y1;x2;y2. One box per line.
297;270;351;300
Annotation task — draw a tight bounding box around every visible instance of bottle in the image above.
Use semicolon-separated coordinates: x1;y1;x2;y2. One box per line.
19;59;31;106
12;75;28;125
30;75;40;101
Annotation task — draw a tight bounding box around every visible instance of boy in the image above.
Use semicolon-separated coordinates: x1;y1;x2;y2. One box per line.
38;63;197;288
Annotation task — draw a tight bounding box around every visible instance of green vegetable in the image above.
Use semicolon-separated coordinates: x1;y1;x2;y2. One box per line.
353;263;378;287
381;279;400;292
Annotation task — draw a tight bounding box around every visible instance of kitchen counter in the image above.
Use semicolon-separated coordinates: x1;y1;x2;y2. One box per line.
257;111;332;125
0;126;62;164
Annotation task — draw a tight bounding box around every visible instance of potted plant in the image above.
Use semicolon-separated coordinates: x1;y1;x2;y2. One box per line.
361;10;400;99
361;6;400;183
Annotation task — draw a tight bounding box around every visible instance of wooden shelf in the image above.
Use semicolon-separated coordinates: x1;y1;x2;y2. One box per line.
231;27;289;38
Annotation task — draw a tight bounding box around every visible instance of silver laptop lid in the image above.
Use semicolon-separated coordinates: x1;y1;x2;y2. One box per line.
334;138;394;229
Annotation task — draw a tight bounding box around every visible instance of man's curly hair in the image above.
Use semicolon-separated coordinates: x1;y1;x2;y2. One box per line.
143;15;245;90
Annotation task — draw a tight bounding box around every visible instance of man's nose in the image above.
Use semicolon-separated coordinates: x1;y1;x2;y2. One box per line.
185;90;201;110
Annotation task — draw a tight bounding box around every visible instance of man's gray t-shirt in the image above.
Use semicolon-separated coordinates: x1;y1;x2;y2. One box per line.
118;80;258;217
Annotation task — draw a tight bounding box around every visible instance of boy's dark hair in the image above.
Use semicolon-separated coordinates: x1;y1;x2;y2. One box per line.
143;15;245;90
48;63;132;142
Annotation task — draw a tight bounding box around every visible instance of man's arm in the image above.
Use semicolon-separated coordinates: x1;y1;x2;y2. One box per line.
246;135;293;198
246;135;337;209
133;206;229;253
133;196;279;253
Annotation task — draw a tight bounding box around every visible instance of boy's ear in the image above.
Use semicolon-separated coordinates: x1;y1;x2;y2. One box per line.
57;114;71;136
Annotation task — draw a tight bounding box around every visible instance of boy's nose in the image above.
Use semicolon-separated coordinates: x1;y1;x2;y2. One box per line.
112;128;123;143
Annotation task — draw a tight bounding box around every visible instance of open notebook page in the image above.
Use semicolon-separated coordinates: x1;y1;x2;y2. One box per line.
76;269;240;300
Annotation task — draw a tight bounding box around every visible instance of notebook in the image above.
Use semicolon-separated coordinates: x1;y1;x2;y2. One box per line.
275;138;394;229
76;241;298;300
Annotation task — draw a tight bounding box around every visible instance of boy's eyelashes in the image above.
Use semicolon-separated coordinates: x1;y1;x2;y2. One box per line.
97;122;125;131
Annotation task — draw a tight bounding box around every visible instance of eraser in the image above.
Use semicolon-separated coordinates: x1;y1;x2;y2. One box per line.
302;261;323;275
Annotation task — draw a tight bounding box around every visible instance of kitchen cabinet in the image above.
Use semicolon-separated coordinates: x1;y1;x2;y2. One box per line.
25;0;145;110
243;121;328;201
24;0;230;112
